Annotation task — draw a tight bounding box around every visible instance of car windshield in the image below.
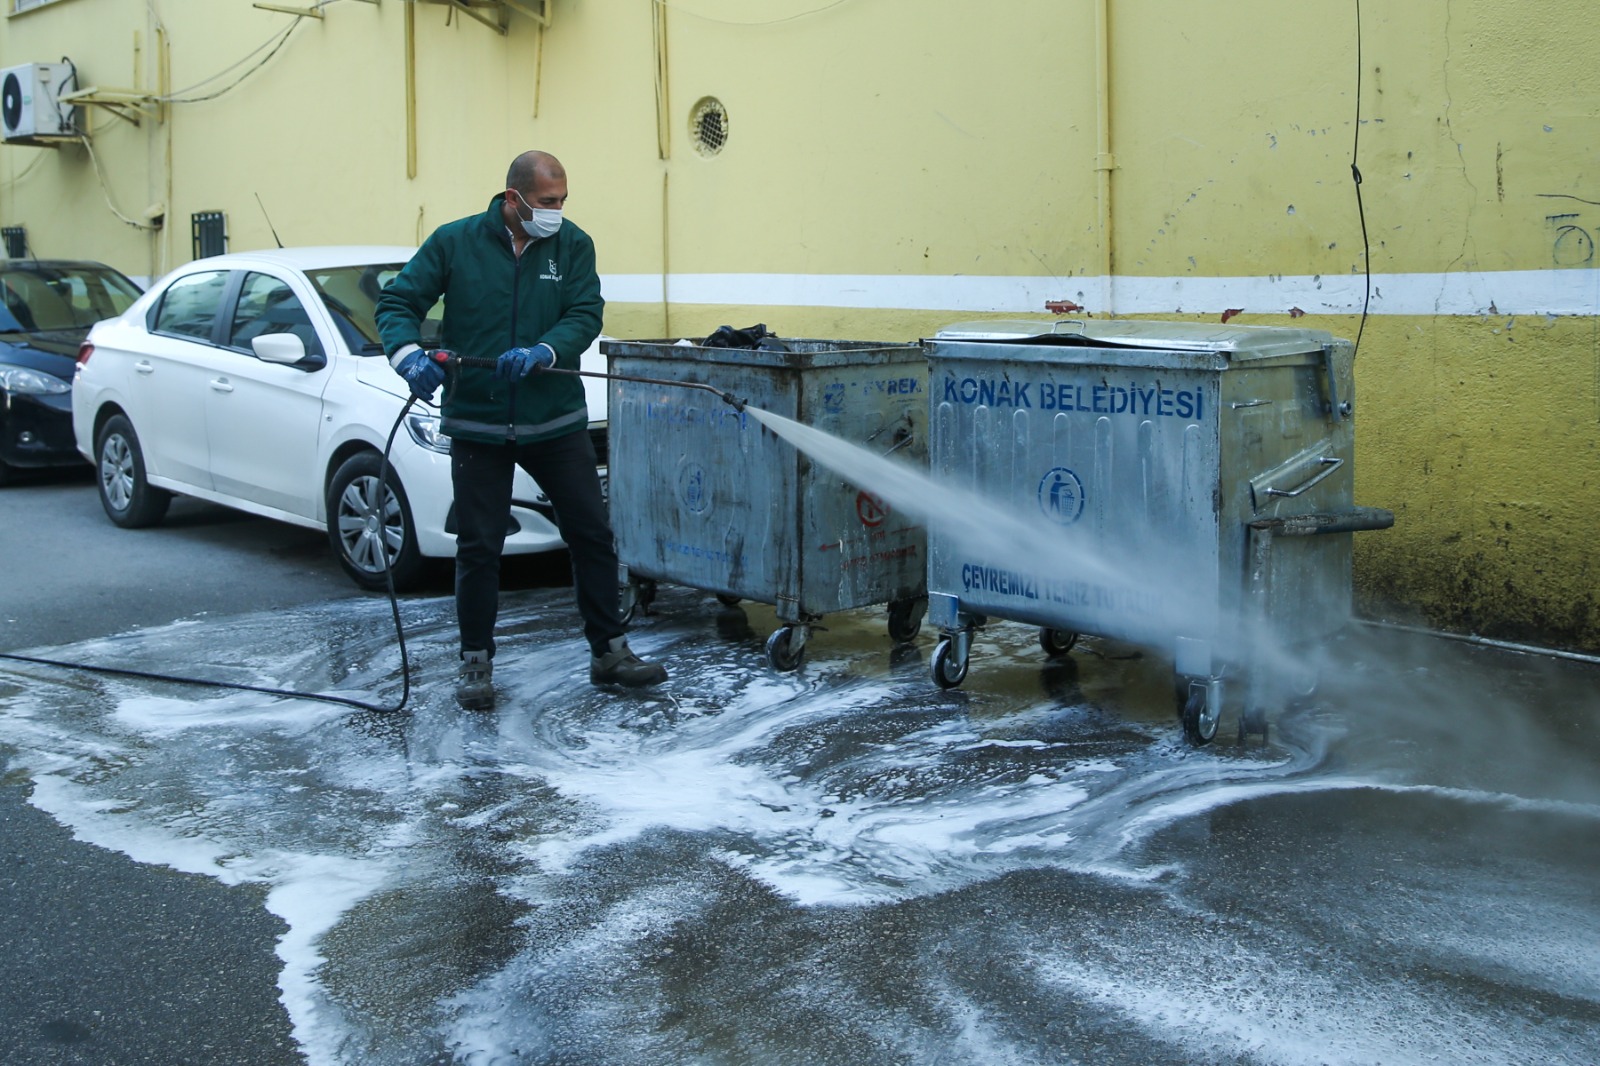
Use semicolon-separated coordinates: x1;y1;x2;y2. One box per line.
307;263;442;355
0;264;142;333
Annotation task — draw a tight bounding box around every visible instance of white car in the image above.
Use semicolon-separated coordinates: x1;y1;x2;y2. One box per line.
72;246;609;590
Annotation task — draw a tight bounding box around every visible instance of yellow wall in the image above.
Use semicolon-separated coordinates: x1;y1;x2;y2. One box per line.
3;0;1596;650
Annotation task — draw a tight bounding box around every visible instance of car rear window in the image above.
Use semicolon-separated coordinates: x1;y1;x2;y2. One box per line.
152;270;231;340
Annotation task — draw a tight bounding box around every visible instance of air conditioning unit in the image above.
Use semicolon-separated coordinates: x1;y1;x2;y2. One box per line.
1;62;77;142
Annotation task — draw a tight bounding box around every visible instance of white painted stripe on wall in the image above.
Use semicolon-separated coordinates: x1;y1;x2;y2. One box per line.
601;269;1600;317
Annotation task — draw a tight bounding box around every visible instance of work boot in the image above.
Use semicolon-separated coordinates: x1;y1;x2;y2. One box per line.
456;650;494;710
590;636;667;687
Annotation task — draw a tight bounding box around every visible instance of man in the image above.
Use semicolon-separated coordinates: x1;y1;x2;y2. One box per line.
376;150;666;710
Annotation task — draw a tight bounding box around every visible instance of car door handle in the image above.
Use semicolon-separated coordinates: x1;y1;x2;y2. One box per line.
134;361;154;374
210;378;234;393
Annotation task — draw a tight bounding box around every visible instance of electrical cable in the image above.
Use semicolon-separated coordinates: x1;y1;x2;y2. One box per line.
0;399;424;715
80;137;159;231
49;54;154;232
159;0;372;106
1350;0;1372;357
163;21;300;99
59;56;83;137
163;19;302;104
159;22;292;99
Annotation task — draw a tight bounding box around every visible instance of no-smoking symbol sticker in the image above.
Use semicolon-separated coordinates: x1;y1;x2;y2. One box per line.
856;491;889;527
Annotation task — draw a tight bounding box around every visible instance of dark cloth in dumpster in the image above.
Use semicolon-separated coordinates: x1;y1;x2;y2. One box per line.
375;149;665;702
701;323;792;352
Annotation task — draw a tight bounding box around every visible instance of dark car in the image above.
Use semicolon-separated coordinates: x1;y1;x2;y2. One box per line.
0;259;143;483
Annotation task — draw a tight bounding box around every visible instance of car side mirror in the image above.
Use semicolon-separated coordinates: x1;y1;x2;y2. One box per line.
252;333;325;371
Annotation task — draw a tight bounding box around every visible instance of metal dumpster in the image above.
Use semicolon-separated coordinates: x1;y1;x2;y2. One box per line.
922;319;1393;743
602;337;929;670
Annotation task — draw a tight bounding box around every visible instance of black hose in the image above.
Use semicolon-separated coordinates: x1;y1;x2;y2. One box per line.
0;401;425;715
1;355;750;708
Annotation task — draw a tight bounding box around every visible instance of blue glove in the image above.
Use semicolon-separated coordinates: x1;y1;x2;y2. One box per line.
396;347;447;399
496;343;556;381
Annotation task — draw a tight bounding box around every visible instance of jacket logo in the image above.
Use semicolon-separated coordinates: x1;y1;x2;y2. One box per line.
540;258;562;282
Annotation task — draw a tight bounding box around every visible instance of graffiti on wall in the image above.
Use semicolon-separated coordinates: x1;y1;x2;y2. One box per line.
1539;193;1600;266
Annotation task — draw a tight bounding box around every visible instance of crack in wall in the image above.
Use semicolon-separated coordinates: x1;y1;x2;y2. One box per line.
1438;0;1483;317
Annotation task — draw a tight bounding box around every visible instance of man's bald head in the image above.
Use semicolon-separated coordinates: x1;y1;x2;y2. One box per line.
506;151;565;195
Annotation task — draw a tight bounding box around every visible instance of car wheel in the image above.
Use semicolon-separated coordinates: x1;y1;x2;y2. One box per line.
327;451;425;592
95;414;171;528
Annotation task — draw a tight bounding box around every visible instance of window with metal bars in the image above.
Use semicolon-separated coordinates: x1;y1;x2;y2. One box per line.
1;226;26;258
191;211;227;260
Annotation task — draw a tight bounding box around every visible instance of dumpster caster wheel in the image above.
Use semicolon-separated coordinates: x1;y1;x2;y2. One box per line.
715;593;741;607
887;597;925;644
622;579;658;625
1181;684;1219;746
1039;628;1078;658
1284;662;1320;710
932;638;969;689
766;626;805;671
1238;707;1269;744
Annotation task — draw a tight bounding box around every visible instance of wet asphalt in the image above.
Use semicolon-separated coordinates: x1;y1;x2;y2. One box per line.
1;469;348;1065
0;469;530;1065
3;467;1598;1065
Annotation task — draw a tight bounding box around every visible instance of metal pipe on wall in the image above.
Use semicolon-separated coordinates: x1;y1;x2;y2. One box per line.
405;0;417;179
1094;0;1115;316
661;170;671;336
532;22;544;118
159;21;172;277
652;0;670;160
653;0;671;334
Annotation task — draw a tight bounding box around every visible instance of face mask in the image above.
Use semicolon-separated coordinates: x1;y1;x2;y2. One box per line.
511;192;562;239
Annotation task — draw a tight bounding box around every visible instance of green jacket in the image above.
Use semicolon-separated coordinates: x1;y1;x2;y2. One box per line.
376;194;604;445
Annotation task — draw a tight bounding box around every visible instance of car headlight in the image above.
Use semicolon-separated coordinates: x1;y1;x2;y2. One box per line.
0;364;71;396
404;411;451;454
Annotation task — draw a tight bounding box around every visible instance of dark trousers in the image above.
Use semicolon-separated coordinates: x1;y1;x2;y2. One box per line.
451;430;622;659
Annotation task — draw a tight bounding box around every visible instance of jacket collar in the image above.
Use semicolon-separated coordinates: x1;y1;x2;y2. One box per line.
483;194;515;248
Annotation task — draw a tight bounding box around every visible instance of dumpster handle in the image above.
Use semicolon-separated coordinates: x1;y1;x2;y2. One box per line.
881;433;915;457
867;416;917;457
1048;319;1088;335
1322;345;1351;421
1262;456;1342;499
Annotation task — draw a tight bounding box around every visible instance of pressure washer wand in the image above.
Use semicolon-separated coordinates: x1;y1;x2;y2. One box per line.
430;350;746;411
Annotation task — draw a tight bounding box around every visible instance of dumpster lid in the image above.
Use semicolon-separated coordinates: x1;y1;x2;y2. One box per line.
931;319;1335;360
602;336;923;369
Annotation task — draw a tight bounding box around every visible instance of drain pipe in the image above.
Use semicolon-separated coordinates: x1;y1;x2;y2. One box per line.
1094;0;1115;316
1360;619;1600;668
653;2;672;335
405;0;417;179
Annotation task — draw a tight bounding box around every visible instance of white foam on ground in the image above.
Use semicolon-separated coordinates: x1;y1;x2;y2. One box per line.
443;880;707;1065
4;599;1596;1065
489;662;1134;906
1029;940;1588;1066
114;691;355;736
